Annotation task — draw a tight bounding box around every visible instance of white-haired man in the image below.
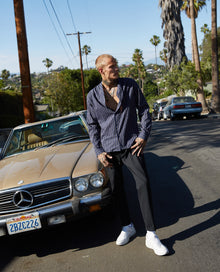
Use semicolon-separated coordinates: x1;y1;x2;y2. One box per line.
86;54;168;256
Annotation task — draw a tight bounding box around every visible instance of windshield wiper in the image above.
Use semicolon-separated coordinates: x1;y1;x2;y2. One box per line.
36;135;89;150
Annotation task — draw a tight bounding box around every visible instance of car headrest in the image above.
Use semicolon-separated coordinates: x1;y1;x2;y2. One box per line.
28;134;42;144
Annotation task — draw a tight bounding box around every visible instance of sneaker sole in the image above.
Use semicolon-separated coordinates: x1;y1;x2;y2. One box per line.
116;230;136;246
146;241;169;256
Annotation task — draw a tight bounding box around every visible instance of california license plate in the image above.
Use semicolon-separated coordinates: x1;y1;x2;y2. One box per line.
185;104;191;108
6;212;41;235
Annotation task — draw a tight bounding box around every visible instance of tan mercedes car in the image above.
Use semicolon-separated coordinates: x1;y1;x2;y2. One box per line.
0;111;112;236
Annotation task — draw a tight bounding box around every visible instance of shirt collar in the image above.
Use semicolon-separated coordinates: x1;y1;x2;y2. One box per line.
97;79;123;112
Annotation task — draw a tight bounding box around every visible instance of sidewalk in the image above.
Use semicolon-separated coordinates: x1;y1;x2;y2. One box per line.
202;113;220;119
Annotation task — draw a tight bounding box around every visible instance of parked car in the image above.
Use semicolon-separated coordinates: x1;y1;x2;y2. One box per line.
163;96;202;120
0;111;112;237
152;101;168;120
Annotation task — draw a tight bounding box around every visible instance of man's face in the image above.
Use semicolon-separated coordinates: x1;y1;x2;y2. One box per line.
100;57;119;84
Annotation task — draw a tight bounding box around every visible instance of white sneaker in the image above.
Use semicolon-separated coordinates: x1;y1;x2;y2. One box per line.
116;223;136;246
146;233;169;256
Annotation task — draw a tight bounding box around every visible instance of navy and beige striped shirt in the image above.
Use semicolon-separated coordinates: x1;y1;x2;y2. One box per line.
86;78;152;156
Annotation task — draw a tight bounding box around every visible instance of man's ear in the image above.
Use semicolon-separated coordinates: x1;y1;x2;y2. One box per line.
98;68;103;75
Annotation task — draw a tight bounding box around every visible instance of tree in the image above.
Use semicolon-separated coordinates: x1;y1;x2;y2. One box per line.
160;59;199;96
150;35;161;65
132;49;146;91
1;69;10;81
200;26;220;82
82;45;91;70
42;58;53;73
159;0;186;69
181;0;208;111
159;48;168;65
181;0;206;63
211;0;220;113
201;23;211;35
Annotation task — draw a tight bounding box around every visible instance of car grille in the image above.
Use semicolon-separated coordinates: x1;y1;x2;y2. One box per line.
0;178;71;214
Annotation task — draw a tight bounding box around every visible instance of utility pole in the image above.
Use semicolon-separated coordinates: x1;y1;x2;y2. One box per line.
66;31;91;110
13;0;35;123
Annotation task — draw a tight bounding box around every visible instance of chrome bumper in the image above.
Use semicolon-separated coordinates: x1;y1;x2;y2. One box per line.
0;188;112;236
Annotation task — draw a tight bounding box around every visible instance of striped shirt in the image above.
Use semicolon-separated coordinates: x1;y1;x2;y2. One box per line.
86;78;152;156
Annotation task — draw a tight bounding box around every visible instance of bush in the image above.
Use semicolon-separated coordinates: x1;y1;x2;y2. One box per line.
0;91;24;128
0;114;24;128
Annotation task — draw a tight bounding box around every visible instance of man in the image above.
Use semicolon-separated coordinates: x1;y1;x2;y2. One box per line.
86;54;168;256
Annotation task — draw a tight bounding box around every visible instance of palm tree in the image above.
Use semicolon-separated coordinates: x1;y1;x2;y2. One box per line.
132;49;146;91
159;0;186;70
181;0;206;63
150;35;161;65
211;0;220;113
42;58;53;74
82;45;91;70
181;0;208;112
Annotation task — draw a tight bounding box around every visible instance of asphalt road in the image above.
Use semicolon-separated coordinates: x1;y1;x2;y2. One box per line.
0;118;219;272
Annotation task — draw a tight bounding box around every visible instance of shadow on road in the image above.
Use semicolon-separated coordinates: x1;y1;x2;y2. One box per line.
0;151;219;268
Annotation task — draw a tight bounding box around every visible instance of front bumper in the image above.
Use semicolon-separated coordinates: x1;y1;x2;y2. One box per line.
0;187;112;236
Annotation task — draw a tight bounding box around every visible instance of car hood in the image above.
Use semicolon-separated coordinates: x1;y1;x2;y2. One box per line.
0;141;98;190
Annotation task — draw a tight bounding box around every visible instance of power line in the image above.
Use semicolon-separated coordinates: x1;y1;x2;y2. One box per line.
42;0;72;64
48;0;77;63
66;0;77;33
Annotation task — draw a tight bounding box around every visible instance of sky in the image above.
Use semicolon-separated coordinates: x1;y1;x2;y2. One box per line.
0;0;219;74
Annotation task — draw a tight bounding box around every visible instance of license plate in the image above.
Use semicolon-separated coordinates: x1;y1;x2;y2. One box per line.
185;104;191;108
6;212;41;235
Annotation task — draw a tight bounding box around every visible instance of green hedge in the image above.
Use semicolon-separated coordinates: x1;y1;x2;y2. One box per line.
0;91;24;128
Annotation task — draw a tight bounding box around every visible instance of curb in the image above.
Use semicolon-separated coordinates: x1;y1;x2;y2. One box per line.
203;114;220;119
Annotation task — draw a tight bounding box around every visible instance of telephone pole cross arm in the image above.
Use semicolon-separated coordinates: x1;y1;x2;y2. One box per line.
66;31;91;110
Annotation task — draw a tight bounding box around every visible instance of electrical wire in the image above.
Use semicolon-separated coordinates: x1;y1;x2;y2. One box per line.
42;0;72;64
67;0;77;33
48;0;77;63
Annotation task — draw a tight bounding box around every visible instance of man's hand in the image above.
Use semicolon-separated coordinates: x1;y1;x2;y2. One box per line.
98;152;113;167
131;137;146;156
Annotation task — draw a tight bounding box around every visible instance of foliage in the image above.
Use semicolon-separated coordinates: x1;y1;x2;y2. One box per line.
181;0;206;18
132;49;146;90
200;26;220;81
82;45;91;70
42;58;53;73
42;69;101;115
160;48;168;65
160;59;199;96
1;69;10;80
150;35;161;64
0;91;24;128
0;80;3;89
143;80;158;98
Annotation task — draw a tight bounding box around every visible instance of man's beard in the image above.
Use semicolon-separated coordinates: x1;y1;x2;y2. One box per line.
102;78;118;87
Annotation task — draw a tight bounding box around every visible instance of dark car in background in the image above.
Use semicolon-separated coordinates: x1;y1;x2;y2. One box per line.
163;96;202;120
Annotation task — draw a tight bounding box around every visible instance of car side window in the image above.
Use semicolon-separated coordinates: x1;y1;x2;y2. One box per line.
4;130;21;155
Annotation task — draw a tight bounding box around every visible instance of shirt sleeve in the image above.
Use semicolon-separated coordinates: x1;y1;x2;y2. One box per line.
86;92;105;156
133;80;152;141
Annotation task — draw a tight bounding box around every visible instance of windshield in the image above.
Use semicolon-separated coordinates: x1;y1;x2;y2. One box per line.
3;115;89;158
173;97;195;103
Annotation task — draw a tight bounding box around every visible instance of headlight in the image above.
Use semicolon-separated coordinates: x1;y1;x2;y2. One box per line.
75;178;89;192
90;173;104;188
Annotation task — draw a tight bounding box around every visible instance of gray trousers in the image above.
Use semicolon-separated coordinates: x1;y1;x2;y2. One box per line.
106;149;156;231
